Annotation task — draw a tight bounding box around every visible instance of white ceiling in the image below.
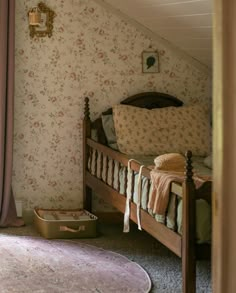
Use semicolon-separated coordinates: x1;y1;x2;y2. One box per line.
103;0;213;68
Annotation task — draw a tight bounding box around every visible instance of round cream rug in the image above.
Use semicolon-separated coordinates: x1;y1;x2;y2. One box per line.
0;235;151;292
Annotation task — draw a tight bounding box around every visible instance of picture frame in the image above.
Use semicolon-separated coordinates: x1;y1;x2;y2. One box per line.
142;51;159;73
28;2;55;38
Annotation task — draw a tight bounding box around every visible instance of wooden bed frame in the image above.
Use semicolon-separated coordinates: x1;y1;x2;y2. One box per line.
82;92;211;293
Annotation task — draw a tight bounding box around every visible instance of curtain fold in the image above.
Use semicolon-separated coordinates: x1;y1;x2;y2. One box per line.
0;0;24;227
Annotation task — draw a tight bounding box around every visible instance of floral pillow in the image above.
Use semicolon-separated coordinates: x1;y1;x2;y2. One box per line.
112;104;211;156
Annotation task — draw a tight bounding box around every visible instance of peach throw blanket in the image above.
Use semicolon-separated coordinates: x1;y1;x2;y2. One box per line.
148;170;211;215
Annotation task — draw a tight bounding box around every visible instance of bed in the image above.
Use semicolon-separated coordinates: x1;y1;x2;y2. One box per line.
82;92;212;293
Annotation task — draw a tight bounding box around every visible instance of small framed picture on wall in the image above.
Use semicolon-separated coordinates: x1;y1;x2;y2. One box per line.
142;51;159;73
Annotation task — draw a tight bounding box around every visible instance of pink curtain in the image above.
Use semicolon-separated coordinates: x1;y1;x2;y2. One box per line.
0;0;24;227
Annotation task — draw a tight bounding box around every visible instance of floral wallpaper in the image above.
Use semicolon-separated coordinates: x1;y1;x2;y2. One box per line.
13;0;212;213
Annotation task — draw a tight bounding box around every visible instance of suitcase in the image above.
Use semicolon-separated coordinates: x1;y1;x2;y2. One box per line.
34;208;97;239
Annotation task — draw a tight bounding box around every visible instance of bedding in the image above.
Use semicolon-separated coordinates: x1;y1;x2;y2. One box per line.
101;114;119;150
112;103;211;156
88;150;211;243
177;198;211;244
149;170;210;215
204;153;213;169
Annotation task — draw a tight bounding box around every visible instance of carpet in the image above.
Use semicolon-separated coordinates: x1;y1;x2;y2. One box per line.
0;235;151;293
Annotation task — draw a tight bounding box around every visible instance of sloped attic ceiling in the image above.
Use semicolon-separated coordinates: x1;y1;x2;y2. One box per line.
103;0;213;68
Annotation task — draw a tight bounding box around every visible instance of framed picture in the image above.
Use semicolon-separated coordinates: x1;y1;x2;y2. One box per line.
142;51;159;73
28;2;55;38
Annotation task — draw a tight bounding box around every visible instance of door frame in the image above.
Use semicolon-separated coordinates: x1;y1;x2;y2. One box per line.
213;0;236;292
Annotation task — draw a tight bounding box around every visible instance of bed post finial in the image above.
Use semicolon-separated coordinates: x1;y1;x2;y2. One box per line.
84;97;90;120
185;150;193;182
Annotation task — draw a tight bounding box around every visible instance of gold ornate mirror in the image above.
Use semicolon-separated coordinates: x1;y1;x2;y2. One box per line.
28;2;55;38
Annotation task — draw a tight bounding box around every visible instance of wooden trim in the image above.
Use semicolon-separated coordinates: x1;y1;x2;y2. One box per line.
94;212;123;224
212;1;224;289
86;172;182;257
120;91;183;108
212;0;224;293
213;1;236;292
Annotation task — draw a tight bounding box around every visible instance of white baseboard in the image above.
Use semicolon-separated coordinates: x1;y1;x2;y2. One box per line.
15;200;23;217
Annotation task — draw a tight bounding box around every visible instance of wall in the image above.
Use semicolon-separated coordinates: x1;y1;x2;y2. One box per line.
14;0;212;212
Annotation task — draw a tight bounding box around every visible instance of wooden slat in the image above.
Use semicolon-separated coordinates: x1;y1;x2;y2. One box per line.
111;159;115;187
87;138;151;178
105;155;109;184
117;162;121;192
86;172;182;257
94;149;98;177
124;167;128;196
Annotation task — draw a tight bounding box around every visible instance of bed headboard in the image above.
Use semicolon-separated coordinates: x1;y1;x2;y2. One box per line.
91;92;183;144
121;91;183;108
102;92;183;115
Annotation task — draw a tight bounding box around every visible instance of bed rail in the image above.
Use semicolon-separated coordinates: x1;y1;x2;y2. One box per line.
87;138;152;179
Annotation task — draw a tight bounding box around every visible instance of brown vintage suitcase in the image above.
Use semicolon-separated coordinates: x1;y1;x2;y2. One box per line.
34;208;97;239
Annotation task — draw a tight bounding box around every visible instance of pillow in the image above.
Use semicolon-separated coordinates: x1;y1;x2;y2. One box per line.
101;114;119;150
204;154;212;169
91;129;98;142
112;104;211;156
91;118;107;145
154;153;185;172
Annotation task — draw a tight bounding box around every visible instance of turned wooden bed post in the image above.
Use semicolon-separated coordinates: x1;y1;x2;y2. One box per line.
83;97;92;211
182;150;196;293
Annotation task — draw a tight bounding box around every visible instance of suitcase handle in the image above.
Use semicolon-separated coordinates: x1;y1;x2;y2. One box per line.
59;225;85;233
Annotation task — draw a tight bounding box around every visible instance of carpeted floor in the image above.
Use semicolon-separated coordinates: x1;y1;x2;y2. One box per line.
0;222;211;293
